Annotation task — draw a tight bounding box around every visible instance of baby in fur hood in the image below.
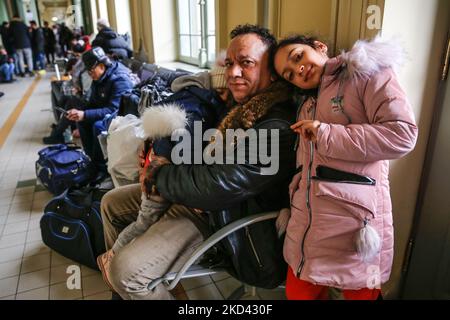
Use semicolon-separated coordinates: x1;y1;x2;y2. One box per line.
97;66;229;291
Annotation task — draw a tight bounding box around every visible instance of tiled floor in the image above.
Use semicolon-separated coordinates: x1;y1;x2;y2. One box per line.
0;69;286;300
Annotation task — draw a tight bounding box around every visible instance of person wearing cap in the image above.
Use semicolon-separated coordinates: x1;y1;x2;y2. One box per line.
66;47;134;172
97;61;229;289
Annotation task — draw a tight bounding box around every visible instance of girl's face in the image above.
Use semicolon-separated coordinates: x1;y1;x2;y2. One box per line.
274;41;329;90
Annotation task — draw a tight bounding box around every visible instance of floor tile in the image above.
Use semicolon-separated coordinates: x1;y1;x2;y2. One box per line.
17;269;50;293
23;240;50;257
51;264;76;285
181;275;213;291
0;244;25;263
0;276;19;298
16;179;37;189
211;272;231;282
49;282;82;300
214;277;244;299
5;212;30;224
21;253;51;274
0;232;27;249
83;290;111;300
81;274;110;297
16;286;49;300
80;265;100;278
0;260;21;279
0;295;16;300
186;283;223;300
256;287;286;300
3;220;29;236
51;251;77;267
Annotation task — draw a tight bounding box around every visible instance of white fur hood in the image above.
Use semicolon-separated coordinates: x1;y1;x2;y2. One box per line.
141;103;188;139
339;35;406;79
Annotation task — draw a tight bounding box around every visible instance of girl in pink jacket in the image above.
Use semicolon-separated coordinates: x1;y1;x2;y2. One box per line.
272;35;418;300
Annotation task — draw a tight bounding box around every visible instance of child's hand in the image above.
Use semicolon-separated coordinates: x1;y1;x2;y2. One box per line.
291;120;321;142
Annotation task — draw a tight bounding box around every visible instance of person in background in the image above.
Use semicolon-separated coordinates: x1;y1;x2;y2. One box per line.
92;19;132;60
0;47;15;83
30;21;45;71
9;15;34;77
66;47;134;174
1;21;20;75
43;21;56;66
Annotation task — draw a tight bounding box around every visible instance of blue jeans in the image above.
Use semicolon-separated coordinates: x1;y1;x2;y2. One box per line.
0;63;15;82
34;52;46;70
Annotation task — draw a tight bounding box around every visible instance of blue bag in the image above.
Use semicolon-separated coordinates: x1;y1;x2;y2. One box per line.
35;144;95;195
40;187;108;270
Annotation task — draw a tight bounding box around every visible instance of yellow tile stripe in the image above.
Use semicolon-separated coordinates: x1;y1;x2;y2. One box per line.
0;76;41;149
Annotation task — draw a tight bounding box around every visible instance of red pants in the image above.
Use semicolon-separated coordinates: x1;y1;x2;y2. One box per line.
286;267;382;300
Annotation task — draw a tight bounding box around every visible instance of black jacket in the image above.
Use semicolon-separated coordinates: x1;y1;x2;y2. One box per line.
9;19;31;49
43;27;56;49
92;27;133;59
156;100;297;288
31;28;45;53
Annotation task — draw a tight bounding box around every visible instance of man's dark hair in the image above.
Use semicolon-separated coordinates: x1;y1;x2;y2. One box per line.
230;24;276;48
29;20;37;25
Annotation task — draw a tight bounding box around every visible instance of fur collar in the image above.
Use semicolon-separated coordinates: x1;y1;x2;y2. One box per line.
216;81;292;136
338;35;406;79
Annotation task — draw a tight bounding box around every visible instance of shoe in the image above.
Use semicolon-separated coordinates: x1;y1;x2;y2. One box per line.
42;135;64;145
0;92;4;98
28;72;35;77
97;250;116;292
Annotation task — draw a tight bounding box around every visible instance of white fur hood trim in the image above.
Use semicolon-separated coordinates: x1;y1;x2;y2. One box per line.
142;103;187;139
340;35;406;78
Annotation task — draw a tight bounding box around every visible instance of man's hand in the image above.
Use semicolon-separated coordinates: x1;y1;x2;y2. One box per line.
66;109;85;122
291;120;321;142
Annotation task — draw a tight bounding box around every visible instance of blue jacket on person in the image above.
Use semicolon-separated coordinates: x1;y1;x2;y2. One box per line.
84;61;134;122
151;86;227;161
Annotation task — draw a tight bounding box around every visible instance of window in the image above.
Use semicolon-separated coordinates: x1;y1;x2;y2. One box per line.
176;0;216;67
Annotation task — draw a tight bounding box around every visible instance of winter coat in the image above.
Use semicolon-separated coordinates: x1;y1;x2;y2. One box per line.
84;61;134;122
92;27;132;59
9;19;31;49
284;37;418;290
43;27;56;50
142;86;226;160
31;28;45;53
0;26;15;54
155;82;298;288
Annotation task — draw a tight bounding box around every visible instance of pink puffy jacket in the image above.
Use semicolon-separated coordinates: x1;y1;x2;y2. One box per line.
284;37;418;290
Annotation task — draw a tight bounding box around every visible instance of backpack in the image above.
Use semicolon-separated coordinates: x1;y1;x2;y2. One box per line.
40;186;109;270
35;144;95;195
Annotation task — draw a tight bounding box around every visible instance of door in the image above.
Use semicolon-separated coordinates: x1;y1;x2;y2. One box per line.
402;33;450;299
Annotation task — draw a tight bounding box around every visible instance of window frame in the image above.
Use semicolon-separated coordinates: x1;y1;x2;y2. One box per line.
175;0;216;68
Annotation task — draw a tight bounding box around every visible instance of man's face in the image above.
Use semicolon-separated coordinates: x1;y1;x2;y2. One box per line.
225;34;272;104
88;63;106;81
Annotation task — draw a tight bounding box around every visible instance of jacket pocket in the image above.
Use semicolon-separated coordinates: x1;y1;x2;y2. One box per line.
313;179;377;221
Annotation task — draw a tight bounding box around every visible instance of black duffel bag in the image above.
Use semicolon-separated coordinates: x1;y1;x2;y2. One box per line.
40;186;110;270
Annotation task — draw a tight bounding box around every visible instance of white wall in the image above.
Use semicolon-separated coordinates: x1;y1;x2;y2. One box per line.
150;0;177;63
115;0;133;45
381;0;448;298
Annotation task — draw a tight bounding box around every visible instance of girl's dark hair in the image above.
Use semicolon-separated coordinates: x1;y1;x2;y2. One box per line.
269;34;321;97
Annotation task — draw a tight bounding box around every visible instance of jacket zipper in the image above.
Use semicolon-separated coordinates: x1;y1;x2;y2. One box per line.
246;226;263;268
296;89;322;278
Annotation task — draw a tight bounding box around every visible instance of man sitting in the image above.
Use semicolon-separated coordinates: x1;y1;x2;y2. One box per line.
0;47;15;83
66;47;134;173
